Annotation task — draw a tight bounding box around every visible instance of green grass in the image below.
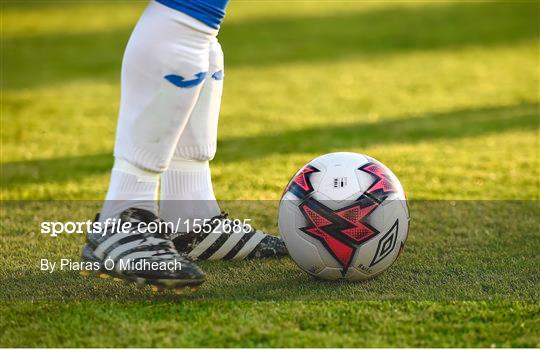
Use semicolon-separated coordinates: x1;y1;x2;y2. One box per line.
1;0;539;347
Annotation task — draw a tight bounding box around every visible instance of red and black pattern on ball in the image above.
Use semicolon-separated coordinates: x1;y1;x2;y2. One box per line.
285;164;320;199
334;196;380;244
359;162;397;203
299;196;380;276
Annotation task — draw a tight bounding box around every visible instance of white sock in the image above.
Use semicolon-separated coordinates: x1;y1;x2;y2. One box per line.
160;38;224;228
99;158;159;222
160;158;220;226
113;1;218;172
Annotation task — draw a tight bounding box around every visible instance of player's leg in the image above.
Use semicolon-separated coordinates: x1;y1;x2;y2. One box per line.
159;40;288;260
82;1;218;289
101;2;216;221
159;38;223;225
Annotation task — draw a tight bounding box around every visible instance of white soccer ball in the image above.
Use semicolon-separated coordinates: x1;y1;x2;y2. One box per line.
278;152;409;281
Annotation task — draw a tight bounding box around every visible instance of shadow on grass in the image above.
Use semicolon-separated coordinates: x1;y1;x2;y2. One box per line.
3;1;538;89
215;102;540;162
2;102;538;187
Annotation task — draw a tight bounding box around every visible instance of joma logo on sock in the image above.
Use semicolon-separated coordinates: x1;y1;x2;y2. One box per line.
164;72;207;88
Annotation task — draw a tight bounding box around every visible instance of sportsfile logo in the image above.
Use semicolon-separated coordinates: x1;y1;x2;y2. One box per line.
41;218;166;237
40;217;253;237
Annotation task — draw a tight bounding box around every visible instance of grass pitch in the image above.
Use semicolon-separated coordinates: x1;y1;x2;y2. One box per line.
1;1;539;347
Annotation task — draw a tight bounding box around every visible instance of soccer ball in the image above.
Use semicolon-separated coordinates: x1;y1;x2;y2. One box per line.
278;152;409;281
